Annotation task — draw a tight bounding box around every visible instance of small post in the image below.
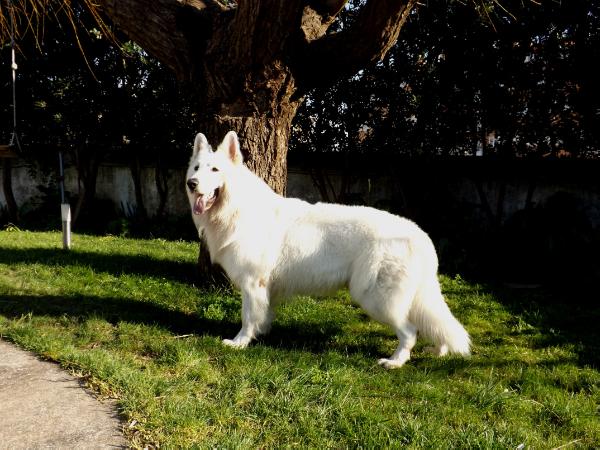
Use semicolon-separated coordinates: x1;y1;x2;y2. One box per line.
58;151;71;249
61;203;71;249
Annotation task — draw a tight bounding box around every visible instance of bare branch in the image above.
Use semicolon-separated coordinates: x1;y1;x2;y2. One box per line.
301;0;347;42
294;0;416;89
1;0;114;48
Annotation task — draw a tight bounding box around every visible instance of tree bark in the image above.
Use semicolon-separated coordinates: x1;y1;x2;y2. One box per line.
196;110;299;195
197;237;229;286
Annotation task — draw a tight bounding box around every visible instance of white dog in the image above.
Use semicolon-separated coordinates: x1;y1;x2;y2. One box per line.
186;131;470;368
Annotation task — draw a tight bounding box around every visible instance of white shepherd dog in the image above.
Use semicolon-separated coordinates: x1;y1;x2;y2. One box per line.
186;131;470;368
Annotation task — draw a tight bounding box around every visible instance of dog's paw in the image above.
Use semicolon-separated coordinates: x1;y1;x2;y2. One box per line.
377;358;406;369
222;338;249;349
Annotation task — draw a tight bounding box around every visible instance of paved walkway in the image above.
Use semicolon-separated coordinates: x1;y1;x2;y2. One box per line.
0;339;127;449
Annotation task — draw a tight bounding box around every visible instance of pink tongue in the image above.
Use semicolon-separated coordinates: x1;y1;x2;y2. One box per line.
194;195;209;215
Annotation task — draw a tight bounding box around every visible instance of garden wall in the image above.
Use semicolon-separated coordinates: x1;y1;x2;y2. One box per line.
3;154;599;282
2;155;599;227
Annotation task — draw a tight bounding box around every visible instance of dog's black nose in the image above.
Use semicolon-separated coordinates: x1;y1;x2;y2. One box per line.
187;178;199;191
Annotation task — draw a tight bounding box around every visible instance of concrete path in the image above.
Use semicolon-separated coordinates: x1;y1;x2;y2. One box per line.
0;339;128;449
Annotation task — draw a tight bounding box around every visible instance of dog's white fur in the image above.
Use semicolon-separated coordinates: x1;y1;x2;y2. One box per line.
186;131;470;368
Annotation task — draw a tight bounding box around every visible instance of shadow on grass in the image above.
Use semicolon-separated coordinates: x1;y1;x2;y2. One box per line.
0;292;385;358
0;247;197;285
448;276;600;369
4;241;596;368
0;291;451;363
260;324;386;358
0;245;386;358
0;293;238;338
2;291;588;375
494;286;599;369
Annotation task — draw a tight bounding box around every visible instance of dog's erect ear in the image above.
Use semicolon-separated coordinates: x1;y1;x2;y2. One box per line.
219;130;243;165
193;133;210;156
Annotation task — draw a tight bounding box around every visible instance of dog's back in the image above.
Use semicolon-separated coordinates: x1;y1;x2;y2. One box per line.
269;202;430;300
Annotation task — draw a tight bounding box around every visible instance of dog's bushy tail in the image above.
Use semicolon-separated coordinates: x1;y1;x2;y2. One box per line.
410;277;471;355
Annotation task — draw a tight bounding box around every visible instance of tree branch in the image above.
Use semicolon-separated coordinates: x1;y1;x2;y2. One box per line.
308;0;347;17
98;0;229;80
301;0;347;42
294;0;416;89
222;0;304;65
198;0;307;113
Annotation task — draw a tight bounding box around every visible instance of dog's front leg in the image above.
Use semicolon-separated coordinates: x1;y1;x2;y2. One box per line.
223;278;272;349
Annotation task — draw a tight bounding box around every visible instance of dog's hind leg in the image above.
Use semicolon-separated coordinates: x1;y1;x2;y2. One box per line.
378;321;418;369
350;245;422;369
409;275;470;357
223;277;273;349
350;268;420;368
356;285;418;369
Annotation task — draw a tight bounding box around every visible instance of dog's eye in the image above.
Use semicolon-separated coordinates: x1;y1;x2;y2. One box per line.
212;167;219;172
194;165;199;171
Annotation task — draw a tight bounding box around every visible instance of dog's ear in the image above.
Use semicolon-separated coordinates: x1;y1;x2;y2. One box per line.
193;133;210;156
220;131;243;165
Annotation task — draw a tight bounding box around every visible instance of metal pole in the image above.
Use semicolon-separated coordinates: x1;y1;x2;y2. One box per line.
8;0;21;151
58;151;71;249
58;151;66;203
61;203;72;249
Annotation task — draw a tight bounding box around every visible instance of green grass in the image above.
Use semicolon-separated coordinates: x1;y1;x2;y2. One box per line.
0;230;598;448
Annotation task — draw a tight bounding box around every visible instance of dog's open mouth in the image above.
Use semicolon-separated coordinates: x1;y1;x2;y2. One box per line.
193;188;219;215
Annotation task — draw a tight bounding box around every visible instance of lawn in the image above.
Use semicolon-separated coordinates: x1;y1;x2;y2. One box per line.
0;230;598;448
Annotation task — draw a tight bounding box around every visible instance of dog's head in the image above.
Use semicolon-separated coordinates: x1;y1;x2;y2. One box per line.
186;130;243;215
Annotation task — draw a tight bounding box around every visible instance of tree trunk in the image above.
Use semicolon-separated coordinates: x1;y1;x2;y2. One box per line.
97;0;412;187
1;158;19;223
197;237;229;286
154;157;169;218
197;112;297;196
129;153;147;218
95;0;414;283
72;147;100;225
195;101;300;283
